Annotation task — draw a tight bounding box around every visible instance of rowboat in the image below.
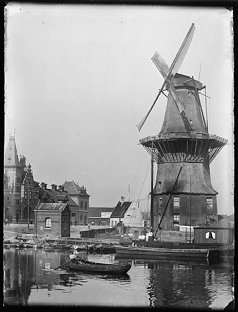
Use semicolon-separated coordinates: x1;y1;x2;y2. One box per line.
68;257;131;274
114;245;220;260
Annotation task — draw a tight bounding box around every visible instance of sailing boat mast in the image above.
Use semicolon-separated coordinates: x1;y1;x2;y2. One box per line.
150;141;154;231
189;175;192;243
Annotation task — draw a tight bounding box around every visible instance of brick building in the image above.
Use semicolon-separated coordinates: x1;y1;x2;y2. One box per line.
62;181;90;225
4;134;39;223
34;203;70;238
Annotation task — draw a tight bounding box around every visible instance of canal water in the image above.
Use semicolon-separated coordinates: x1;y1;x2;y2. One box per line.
3;248;234;308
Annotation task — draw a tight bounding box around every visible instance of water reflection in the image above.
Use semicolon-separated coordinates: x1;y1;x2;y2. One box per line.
3;248;234;308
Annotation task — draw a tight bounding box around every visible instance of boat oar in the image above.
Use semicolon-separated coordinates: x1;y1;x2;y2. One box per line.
54;258;72;270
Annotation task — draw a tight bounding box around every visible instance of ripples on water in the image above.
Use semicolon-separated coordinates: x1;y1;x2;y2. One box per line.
3;248;234;308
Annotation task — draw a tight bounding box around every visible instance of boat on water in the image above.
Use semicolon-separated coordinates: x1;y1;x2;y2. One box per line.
67;256;131;274
114;245;220;260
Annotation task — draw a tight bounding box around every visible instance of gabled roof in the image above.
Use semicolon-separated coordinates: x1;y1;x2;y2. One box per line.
89;207;114;218
66;195;79;207
34;203;67;211
62;181;89;196
110;201;132;218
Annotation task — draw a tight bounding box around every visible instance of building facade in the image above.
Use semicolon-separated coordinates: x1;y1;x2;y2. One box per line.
110;197;132;227
88;207;114;225
62;181;90;225
4;135;39;223
34;203;70;238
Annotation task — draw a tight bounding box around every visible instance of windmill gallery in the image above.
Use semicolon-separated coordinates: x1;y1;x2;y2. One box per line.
115;23;233;260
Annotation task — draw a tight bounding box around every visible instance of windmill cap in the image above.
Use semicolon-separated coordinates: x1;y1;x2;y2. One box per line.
172;73;203;90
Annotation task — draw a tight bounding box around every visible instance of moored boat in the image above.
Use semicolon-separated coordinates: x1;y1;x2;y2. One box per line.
114;245;220;260
68;257;131;274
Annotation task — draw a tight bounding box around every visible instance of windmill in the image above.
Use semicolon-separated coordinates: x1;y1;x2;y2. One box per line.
138;24;227;233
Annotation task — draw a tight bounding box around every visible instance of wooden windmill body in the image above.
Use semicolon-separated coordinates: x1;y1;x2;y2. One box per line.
138;24;227;232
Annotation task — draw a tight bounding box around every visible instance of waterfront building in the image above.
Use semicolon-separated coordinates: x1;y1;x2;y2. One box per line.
38;183;79;225
34;202;70;238
4;134;39;223
194;215;234;245
88;206;114;226
62;181;90;225
110;196;131;227
21;164;40;224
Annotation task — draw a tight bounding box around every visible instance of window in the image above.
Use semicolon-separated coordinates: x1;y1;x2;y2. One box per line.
206;197;213;214
159;197;162;208
44;263;51;269
173;196;180;208
15;199;20;205
80;201;83;209
85;202;87;209
72;213;75;217
205;231;216;239
45;218;51;228
80;215;83;221
158;181;161;191
173;214;180;224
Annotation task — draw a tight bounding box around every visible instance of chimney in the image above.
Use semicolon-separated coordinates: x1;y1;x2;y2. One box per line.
58;185;64;192
20;156;26;168
41;182;47;190
121;196;125;205
51;184;57;191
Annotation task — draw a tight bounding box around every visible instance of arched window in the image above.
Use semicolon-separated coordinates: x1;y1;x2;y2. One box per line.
45;218;51;228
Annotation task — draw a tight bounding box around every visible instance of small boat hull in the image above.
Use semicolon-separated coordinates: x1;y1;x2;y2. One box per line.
68;259;131;274
115;245;220;260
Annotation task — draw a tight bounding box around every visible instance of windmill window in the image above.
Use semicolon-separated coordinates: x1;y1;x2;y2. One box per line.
173;196;180;208
173;214;180;224
206;197;213;214
205;231;216;239
45;218;51;228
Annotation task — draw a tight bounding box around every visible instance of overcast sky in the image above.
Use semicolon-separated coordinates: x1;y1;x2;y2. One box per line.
5;4;233;215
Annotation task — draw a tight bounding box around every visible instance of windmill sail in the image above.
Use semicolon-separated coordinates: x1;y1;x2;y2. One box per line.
151;52;169;78
137;23;195;132
169;23;195;76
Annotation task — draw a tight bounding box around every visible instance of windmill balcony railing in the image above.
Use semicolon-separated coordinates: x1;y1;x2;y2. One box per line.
139;132;228;145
